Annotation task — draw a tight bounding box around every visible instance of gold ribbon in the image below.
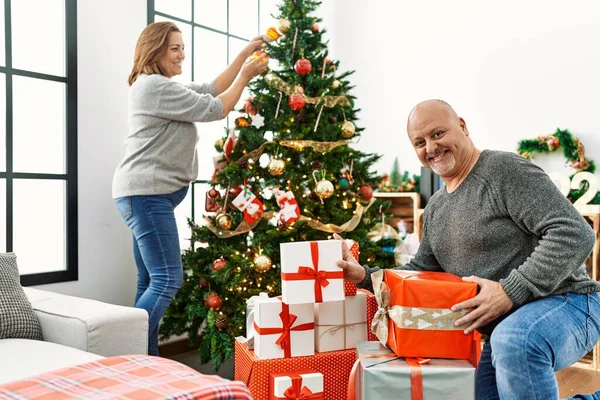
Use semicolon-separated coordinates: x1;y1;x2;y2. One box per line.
206;198;376;238
265;73;351;108
371;270;391;346
280;140;350;153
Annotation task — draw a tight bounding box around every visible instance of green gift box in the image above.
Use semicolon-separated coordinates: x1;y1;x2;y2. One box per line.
351;341;475;400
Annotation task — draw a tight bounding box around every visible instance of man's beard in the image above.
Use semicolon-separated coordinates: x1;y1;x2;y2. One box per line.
427;148;456;176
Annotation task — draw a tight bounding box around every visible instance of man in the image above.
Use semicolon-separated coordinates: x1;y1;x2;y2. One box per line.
335;99;600;399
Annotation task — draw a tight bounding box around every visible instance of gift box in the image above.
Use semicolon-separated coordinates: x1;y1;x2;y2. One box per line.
280;240;345;304
360;289;378;342
235;339;356;400
315;292;367;352
269;371;324;400
246;292;270;349
371;270;478;360
254;297;314;359
349;341;475;400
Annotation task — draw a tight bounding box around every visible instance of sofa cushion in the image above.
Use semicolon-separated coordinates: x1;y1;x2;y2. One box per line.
0;339;104;384
0;253;43;340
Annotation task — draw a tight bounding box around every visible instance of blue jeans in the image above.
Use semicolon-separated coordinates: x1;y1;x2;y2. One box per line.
476;292;600;400
115;186;188;356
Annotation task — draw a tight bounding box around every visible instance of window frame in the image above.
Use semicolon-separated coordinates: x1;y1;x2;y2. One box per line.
0;0;78;286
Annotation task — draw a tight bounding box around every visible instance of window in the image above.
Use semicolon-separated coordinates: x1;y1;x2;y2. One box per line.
0;0;78;285
148;0;279;249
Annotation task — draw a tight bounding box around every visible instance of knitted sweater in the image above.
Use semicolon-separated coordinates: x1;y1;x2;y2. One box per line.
360;150;600;309
112;74;223;198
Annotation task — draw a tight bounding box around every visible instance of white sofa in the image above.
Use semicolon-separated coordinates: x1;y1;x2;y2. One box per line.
0;287;148;384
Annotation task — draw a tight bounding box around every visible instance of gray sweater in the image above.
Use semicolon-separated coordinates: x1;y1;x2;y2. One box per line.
360;150;600;309
112;74;224;198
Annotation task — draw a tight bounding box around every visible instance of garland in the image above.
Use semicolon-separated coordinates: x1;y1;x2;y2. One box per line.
517;128;599;203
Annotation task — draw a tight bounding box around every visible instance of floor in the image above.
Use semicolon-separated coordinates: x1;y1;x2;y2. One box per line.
168;350;600;398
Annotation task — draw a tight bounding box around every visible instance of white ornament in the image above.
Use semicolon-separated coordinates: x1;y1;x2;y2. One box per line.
251;113;265;129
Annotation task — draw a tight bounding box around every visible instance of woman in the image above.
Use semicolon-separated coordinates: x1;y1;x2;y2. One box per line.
112;21;268;356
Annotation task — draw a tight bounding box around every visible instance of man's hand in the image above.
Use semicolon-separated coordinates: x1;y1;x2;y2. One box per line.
451;276;513;334
333;233;366;284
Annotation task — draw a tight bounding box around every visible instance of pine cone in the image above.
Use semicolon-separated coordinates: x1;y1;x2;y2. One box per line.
215;314;228;331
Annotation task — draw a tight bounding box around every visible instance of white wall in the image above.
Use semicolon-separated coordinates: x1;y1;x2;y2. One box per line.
327;0;600;183
35;0;147;305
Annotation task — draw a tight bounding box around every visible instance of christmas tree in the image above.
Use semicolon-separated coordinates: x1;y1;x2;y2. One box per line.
159;0;395;369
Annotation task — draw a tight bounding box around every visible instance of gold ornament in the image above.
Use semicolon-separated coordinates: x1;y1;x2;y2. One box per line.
341;121;356;138
331;80;341;89
253;254;272;272
268;158;286;176
214;138;225;151
278;18;290;34
315;179;335;199
215;213;233;230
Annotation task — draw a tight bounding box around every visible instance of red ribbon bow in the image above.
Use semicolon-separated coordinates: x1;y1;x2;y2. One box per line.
277;375;324;400
281;241;344;302
253;302;314;358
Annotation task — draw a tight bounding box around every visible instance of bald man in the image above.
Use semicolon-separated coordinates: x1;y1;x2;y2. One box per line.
335;100;600;399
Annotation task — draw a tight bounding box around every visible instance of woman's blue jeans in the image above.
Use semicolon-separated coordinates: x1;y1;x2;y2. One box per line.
115;186;188;356
476;292;600;400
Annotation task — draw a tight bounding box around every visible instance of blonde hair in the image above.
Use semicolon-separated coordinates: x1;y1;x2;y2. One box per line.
128;21;181;86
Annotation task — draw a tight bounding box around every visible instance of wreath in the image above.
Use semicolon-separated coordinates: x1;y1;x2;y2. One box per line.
517;128;599;204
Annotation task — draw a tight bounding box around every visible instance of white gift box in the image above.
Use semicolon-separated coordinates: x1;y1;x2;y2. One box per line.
245;292;269;349
253;297;314;359
315;291;367;352
280;240;345;304
269;371;324;399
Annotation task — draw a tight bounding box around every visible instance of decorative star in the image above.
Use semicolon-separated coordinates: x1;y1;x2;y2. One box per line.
251;113;265;129
280;202;299;221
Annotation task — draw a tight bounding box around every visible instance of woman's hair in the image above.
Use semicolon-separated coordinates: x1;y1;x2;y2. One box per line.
128;21;181;86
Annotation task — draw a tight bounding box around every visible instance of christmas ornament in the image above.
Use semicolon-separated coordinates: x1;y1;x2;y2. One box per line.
341;159;355;186
215;314;228;331
250;50;269;62
235;117;250;127
251;113;265;129
266;27;280;40
223;128;238;161
328;116;337;124
294;58;312;76
198;277;208;288
205;188;221;212
244;97;257;116
313;170;335;199
268;158;286;176
331;79;341;89
278;18;290;34
313;104;324;132
229;185;243;197
212;258;228;271
338;178;350;190
274;188;300;224
274;91;283;118
215;213;233;230
312;23;319;32
288;93;306;111
311;160;323;169
232;185;264;224
253;254;272;272
214;138;225;151
341;120;356;138
205;293;222;310
358;184;374;202
291;27;298;58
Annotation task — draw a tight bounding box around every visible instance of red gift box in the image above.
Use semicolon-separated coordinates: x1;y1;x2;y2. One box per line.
359;289;378;342
371;270;478;360
235;340;355;400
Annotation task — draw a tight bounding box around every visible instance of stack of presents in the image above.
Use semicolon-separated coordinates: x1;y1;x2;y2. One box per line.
235;240;481;400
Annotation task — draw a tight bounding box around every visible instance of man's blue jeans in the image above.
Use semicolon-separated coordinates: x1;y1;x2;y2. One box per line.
115;186;188;356
476;292;600;400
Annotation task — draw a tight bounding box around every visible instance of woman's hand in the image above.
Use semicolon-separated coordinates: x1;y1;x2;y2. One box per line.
240;53;269;81
241;35;272;58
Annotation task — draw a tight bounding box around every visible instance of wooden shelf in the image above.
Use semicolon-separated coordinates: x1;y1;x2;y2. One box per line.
373;192;421;237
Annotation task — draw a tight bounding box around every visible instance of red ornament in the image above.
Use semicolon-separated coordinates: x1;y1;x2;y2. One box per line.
312;23;319;32
212;258;228;271
244;97;257;116
205;293;222;310
288;93;306;111
229;185;243;197
294;58;312;76
358;184;374;202
198;277;208;288
208;188;219;198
